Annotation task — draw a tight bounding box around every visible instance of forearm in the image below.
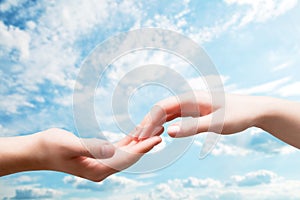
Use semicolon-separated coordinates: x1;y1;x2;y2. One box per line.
255;96;300;149
0;134;44;176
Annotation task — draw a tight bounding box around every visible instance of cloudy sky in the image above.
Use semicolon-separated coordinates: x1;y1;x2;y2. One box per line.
1;0;300;199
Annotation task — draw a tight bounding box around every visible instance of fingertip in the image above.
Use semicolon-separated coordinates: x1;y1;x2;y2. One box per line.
156;136;162;144
146;136;162;152
132;135;140;141
134;136;162;153
156;126;165;136
153;136;162;144
167;125;180;137
130;126;141;138
137;134;145;141
137;132;147;141
141;135;161;144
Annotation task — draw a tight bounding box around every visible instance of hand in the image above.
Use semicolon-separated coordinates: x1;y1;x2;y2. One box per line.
0;128;162;182
136;91;265;138
137;91;300;149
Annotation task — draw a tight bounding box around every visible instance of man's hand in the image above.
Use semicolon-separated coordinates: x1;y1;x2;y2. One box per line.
0;128;162;182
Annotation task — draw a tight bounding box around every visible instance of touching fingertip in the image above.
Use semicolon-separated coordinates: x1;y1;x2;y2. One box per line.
167;126;180;137
153;136;162;143
157;137;162;144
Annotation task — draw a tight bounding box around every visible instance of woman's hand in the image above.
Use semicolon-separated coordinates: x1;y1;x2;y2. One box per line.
137;91;300;149
136;91;260;138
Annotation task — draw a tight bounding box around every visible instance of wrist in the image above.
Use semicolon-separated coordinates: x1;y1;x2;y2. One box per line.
0;133;45;176
253;96;281;129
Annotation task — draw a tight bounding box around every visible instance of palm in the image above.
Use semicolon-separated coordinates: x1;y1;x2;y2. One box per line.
68;136;161;182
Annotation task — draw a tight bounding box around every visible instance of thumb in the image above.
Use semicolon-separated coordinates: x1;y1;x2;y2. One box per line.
167;114;212;137
80;138;115;159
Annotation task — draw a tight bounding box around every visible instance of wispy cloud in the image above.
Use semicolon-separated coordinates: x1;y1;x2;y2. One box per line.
11;175;40;185
226;75;300;98
272;61;293;71
232;77;291;95
224;0;298;27
0;0;146;116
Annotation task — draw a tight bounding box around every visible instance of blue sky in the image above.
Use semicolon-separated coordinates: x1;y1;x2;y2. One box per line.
1;0;300;199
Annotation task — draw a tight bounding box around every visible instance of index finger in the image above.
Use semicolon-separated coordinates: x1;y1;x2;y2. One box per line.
143;98;178;125
137;92;202;139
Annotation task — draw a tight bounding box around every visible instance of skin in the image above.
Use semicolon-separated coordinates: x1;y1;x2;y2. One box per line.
0;128;162;182
138;91;300;149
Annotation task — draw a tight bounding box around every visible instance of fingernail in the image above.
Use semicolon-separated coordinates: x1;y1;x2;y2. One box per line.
138;127;148;140
167;126;180;137
100;144;115;158
153;126;163;135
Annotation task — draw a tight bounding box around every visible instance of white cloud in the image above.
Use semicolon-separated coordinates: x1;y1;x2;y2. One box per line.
149;183;189;200
272;61;293;71
224;75;300;99
181;177;223;188
277;145;298;155
229;170;278;186
8;186;62;199
0;0;27;12
12;175;39;184
0;21;31;60
194;134;251;157
37;0;110;43
211;142;251;156
250;137;298;155
1;0;298;116
188;75;230;91
232;77;291;95
92;49;201;130
224;0;298;27
194;128;298;157
0;93;34;114
140;170;300;200
188;13;240;44
138;1;190;32
276;81;300;97
102;131;126;143
136;173;158;180
0;124;11;137
186;0;297;44
145;176;223;199
63;175;146;191
0;0;145;114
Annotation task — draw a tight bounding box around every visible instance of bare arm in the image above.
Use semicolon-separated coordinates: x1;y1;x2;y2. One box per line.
138;91;300;149
0;134;44;176
255;96;300;149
